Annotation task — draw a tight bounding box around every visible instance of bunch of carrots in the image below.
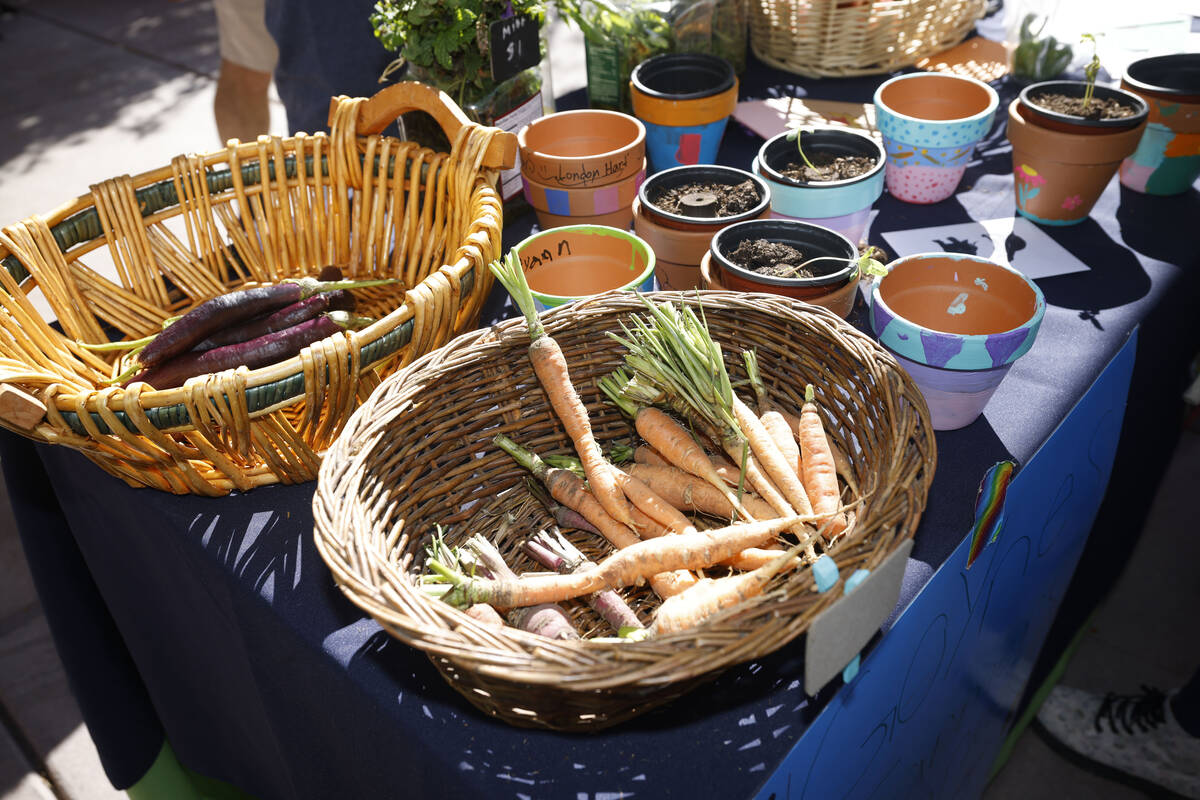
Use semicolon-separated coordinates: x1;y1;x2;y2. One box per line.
420;251;861;642
83;267;396;390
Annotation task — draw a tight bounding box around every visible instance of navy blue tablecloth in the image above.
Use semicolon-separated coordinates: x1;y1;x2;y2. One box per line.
4;50;1199;798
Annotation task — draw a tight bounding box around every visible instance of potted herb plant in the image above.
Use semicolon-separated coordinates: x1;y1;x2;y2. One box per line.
632;164;770;290
1008;34;1149;224
371;0;547;204
752;127;885;245
700;218;884;319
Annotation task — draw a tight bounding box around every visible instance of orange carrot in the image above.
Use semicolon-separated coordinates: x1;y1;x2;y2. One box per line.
797;385;846;538
493;435;696;599
743;349;802;481
649;542;806;636
781;409;857;495
612;465;697;536
490;252;633;527
634;444;743;488
434;514;813;609
732;395;814;517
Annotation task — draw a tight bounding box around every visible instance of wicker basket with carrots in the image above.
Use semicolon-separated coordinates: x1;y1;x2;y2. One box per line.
313;288;936;731
0;82;515;496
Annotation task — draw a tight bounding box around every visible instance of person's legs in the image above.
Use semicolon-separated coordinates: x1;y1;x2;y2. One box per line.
213;0;278;143
215;59;273;144
1037;681;1200;798
1171;667;1200;737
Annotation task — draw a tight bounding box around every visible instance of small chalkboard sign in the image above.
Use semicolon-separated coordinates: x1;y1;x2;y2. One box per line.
489;14;539;84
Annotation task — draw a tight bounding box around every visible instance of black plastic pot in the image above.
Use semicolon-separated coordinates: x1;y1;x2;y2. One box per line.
638;165;770;226
757;128;885;187
1124;53;1200;100
630;53;736;101
1018;81;1149;133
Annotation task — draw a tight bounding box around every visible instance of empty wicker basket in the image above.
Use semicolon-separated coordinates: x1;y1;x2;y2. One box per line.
0;82;515;496
313;290;936;731
750;0;988;78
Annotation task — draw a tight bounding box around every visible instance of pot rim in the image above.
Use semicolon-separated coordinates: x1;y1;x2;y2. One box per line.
709;219;858;290
517;110;647;167
522;160;646;199
637;165;771;227
1123;53;1200;101
756;128;886;189
513;224;656;304
630;53;736;101
1018;81;1150;130
873;72;999;126
870;252;1047;344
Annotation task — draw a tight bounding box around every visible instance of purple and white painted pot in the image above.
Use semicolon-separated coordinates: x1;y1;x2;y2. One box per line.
869;252;1045;430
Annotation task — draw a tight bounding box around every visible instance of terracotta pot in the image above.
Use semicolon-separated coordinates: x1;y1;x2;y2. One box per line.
1120;53;1200;195
534;207;634;231
1007;98;1148;225
633;165;770;291
868;252;1045;430
873;73;999;204
630;53;738;174
518;110;646;189
521;162;645;230
753;127;885;244
705;218;860;318
1017;81;1149;135
512;225;656;310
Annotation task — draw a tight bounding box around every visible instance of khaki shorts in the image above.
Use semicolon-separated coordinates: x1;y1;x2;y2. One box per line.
213;0;279;73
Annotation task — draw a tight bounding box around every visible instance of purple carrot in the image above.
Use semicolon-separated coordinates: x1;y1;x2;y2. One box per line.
524;478;601;536
524;530;644;633
465;534;579;641
193;290;356;350
134;276;394;371
128;311;370;389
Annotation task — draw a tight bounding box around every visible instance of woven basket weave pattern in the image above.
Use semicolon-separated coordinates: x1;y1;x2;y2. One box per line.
750;0;988;77
313;291;936;731
0;92;505;495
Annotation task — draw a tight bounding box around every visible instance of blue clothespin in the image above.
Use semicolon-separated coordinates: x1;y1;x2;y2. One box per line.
841;568;871;683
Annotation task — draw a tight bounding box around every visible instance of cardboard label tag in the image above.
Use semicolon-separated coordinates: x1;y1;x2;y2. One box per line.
804;539;913;696
489;14;539;84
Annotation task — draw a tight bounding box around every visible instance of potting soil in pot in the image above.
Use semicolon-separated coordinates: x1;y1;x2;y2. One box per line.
726;239;837;279
780;154;876;183
1027;93;1139;121
650;180;760;217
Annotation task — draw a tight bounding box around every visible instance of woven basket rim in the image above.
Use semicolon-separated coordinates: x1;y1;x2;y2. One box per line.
313;290;936;696
1;135;501;435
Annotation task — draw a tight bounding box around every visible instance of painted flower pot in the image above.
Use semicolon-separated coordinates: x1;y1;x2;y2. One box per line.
873;73;999;204
753;127;885;245
518;110;646;189
1119;53;1200;195
633;164;770;291
868;253;1045;431
512;225;656;311
522;162;645;230
1007;97;1148;225
705;218;860;318
630;53;738;174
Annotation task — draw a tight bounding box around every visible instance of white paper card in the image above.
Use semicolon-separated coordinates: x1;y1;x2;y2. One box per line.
880;217;1089;280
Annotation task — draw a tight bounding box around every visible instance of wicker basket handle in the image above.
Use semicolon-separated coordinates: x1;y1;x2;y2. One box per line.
332;82;518;170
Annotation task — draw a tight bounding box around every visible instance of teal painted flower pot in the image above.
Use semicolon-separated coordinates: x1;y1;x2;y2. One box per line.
1119;53;1200;195
630;53;738;174
873;73;999;204
753;127;885;244
512;225;656;311
869;252;1045;430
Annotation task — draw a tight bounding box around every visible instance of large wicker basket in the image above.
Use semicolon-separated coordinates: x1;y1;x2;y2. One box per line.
750;0;988;78
0;82;515;496
313;291;936;731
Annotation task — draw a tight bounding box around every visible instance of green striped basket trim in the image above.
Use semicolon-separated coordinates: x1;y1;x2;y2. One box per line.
0;145;477;436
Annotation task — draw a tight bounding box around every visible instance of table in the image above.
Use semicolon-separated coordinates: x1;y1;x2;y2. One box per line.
5;50;1199;800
